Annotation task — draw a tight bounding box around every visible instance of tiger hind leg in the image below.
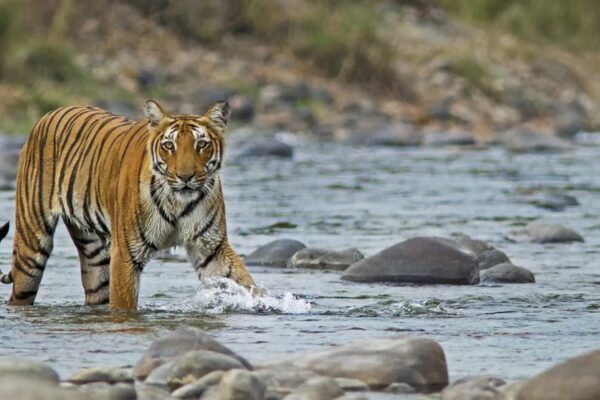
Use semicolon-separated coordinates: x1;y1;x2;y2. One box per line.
8;214;59;305
64;222;110;305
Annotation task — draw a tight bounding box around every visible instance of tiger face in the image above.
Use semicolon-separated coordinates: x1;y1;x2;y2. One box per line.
144;100;228;197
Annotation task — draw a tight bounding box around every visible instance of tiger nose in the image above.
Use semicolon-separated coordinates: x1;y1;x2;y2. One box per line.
177;172;194;182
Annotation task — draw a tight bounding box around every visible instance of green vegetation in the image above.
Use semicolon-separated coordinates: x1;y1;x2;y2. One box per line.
440;0;600;50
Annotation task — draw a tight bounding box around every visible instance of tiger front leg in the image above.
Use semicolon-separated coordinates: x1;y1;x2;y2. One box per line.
187;239;257;292
108;241;143;310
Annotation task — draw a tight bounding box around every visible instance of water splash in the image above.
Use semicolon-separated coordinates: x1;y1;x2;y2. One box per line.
190;278;311;314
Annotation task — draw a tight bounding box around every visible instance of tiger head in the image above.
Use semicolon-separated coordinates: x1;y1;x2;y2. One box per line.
144;100;228;197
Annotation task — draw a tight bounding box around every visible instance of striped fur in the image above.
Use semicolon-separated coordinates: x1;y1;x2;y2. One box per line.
0;100;256;309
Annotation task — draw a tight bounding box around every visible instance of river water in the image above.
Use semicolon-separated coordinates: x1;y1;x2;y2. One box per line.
0;133;598;382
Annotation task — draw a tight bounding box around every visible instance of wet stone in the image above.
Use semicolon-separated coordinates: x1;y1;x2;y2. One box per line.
0;357;60;384
135;383;173;400
262;336;448;392
523;222;584;244
342;123;422;147
333;378;369;392
171;370;224;398
284;377;344;400
0;376;88;400
502;128;574;153
77;382;136;400
481;263;535;284
384;382;416;394
439;235;511;270
287;248;364;270
342;237;479;285
441;376;506;400
68;367;134;384
144;350;247;390
517;349;600;400
233;137;294;159
245;239;307;268
423;131;476;147
134;326;251;380
253;366;321;396
206;369;266;400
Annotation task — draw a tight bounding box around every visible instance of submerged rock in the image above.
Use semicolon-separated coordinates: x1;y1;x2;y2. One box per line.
245;239;307;268
144;350;247;390
481;263;535;284
523;222;584;243
285;376;344;400
0;358;60;384
517;349;600;400
134;326;251;380
262;336;448;392
502;128;573;153
441;376;506;400
233;137;294;159
68;367;133;385
287;248;364;270
342;237;479;285
423;131;476;147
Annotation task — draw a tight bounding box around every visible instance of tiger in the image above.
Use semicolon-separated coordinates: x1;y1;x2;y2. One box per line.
0;100;257;309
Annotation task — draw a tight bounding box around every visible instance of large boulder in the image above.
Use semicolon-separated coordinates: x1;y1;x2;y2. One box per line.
342;237;479;285
0;358;60;383
245;239;307;268
517;349;600;400
261;336;448;392
0;376;89;400
287;248;364;270
480;263;535;284
438;235;511;270
134;327;251;380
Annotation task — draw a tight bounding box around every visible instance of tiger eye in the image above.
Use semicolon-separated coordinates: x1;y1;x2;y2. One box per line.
196;141;209;151
162;141;174;151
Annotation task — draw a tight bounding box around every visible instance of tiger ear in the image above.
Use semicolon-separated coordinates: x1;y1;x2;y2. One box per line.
144;100;167;127
204;101;230;131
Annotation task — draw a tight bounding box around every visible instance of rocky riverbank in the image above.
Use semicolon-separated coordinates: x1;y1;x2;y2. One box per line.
1;326;598;400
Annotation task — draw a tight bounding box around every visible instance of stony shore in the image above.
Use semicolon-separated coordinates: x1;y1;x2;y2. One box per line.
1;326;598;400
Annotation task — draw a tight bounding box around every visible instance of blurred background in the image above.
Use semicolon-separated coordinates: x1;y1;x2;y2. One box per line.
0;0;598;140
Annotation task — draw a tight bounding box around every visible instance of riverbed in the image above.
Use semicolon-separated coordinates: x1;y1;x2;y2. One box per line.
0;134;598;381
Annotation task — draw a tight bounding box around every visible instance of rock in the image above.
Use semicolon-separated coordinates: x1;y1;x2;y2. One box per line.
171;370;224;398
253;366;321;397
500;380;526;400
287;248;364;271
68;367;133;384
208;369;266;400
284;377;344;400
262;336;448;392
145;350;247;390
0;376;89;400
0;358;60;383
342;237;479;285
134;327;251;380
342;123;422;147
502;128;573;153
77;382;136;400
333;378;368;392
516;349;600;400
423;131;476;147
384;382;416;394
135;383;173;400
531;193;579;211
523;222;584;243
439;235;511;270
245;239;307;268
481;263;535;284
441;376;506;400
555;107;589;138
233;137;293;159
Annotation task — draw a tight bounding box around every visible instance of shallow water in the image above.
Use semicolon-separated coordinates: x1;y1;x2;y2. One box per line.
0;134;599;381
